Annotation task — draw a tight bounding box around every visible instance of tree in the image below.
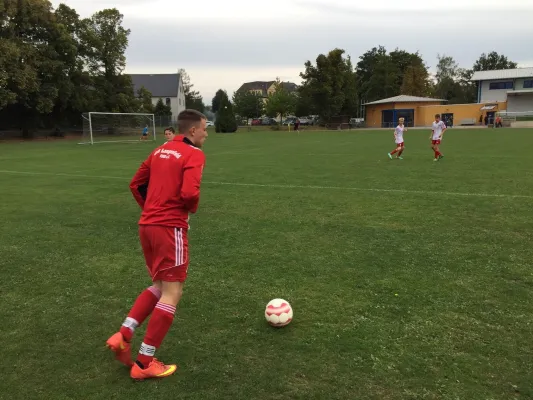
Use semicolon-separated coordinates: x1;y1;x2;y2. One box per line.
433;54;476;104
81;9;129;78
473;52;517;72
153;98;171;116
294;85;314;117
80;8;138;112
356;46;431;103
435;54;459;82
400;62;432;96
232;89;264;119
179;69;205;112
215;94;237;133
0;0;75;132
137;86;154;113
211;89;227;113
300;48;357;121
264;78;296;122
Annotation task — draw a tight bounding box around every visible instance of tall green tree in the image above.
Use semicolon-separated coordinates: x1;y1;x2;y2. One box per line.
294;84;314;117
215;94;237;133
137;86;154;113
80;8;137;112
356;46;431;102
264;78;296;123
433;54;476;104
153;98;171;116
232;89;264;119
401;62;432;96
211;89;227;113
179;69;205;112
473;52;518;72
0;0;74;129
300;48;357;121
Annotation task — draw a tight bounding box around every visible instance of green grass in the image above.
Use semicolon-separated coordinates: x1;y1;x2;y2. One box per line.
1;128;533;400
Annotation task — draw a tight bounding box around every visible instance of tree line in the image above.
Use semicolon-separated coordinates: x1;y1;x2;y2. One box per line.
0;0;518;134
226;48;517;125
0;0;205;134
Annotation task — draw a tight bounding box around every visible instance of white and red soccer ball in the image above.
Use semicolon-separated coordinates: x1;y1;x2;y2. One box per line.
265;298;293;327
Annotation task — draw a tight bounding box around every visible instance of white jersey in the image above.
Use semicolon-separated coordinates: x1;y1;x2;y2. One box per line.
432;120;446;140
395;125;405;144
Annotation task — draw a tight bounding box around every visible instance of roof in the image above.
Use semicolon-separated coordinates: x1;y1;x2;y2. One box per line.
129;73;180;97
363;95;446;105
236;80;297;97
507;89;533;95
471;67;533;81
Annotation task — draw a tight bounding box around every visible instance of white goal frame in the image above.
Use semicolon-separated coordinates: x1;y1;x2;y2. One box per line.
80;112;156;145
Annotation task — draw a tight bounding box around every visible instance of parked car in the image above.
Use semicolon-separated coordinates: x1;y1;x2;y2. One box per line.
206;121;214;126
261;118;277;125
282;117;298;125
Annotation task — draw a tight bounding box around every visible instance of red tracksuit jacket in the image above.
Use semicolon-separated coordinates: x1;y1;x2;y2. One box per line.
130;136;206;229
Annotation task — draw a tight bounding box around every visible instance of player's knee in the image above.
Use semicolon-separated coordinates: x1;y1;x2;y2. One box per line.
161;281;184;306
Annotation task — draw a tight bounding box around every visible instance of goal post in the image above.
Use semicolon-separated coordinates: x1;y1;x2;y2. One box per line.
80;112;156;144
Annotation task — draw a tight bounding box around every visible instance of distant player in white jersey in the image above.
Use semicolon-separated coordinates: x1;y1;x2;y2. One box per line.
430;114;447;161
388;117;407;160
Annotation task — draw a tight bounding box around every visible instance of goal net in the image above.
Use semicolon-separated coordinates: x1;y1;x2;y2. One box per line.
80;112;156;144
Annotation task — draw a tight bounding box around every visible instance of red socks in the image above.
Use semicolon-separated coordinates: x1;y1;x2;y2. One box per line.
390;149;398;155
136;302;176;367
119;286;161;342
434;150;441;158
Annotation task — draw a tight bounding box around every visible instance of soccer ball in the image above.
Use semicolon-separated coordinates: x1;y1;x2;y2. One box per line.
265;298;293;327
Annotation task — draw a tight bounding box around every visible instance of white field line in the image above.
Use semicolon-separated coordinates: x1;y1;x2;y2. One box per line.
0;169;532;199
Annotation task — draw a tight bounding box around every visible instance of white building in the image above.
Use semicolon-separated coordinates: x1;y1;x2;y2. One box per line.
130;72;186;118
471;67;533;112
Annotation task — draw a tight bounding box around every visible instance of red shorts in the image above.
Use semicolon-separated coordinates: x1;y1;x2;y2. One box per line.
396;142;404;147
432;140;441;145
139;225;189;282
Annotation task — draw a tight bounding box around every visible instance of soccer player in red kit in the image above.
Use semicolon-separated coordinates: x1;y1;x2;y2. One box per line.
106;109;208;380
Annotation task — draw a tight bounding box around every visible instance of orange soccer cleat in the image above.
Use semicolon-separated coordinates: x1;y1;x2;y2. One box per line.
106;332;133;367
130;359;178;381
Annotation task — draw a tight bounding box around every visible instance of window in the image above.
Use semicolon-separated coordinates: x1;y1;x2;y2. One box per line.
165;98;171;106
179;99;181;105
489;81;513;90
524;80;533;89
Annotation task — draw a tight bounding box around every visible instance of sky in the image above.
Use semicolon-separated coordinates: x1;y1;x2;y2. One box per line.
52;0;533;105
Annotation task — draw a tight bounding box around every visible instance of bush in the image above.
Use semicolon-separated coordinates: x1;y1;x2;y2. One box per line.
215;98;238;133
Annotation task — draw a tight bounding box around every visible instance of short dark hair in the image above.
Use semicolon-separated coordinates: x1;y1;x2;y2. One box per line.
164;126;175;133
178;109;206;133
435;114;441;118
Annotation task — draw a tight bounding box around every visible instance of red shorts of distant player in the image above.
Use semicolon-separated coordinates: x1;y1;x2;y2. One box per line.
395;142;404;148
139;225;189;282
432;140;441;145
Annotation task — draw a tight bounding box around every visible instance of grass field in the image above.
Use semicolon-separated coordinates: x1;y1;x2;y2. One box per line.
1;127;533;400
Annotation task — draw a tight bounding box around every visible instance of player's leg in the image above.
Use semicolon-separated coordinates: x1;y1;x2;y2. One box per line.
389;144;399;158
431;141;438;160
397;143;404;158
106;226;161;366
130;227;189;380
433;143;440;160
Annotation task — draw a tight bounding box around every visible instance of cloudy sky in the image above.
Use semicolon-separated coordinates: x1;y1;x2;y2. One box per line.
52;0;533;105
